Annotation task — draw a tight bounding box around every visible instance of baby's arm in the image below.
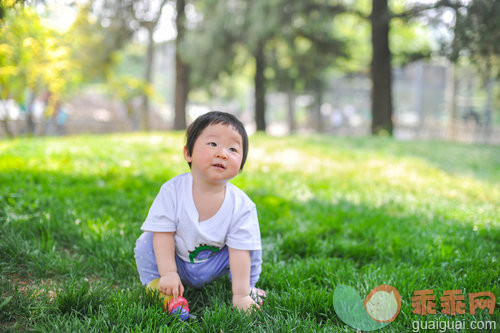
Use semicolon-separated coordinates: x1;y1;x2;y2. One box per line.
153;232;184;302
228;247;258;311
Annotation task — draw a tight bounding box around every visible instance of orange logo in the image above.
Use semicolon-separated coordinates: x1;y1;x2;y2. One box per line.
363;284;402;323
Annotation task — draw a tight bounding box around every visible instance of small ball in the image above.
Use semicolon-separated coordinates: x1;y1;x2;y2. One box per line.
168;296;190;321
170;306;189;321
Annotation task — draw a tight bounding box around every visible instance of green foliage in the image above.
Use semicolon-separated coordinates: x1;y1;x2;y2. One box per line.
0;6;45;103
184;0;438;103
0;4;82;117
452;0;500;77
334;11;371;74
390;18;433;66
0;133;498;331
184;0;353;107
182;0;246;93
111;43;148;79
66;4;109;81
67;3;134;82
0;0;24;21
265;1;349;94
108;74;151;115
0;1;138;120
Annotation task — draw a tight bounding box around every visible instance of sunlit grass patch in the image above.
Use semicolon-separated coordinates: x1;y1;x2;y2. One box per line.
0;133;498;331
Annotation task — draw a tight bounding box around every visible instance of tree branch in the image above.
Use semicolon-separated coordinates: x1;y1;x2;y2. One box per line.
293;29;346;56
391;0;465;20
302;4;346;15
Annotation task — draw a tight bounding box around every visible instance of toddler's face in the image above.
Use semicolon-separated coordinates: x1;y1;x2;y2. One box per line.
184;123;243;183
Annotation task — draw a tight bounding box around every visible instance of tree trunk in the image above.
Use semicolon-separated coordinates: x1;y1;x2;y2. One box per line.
445;61;457;140
127;102;140;131
0;101;13;138
482;71;494;143
370;0;393;136
287;89;296;134
1;120;13;138
484;72;493;129
254;41;266;132
414;61;425;134
174;0;189;130
141;23;155;131
313;81;324;132
26;91;37;134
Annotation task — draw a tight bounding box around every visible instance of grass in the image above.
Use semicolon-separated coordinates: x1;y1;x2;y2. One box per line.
0;132;499;332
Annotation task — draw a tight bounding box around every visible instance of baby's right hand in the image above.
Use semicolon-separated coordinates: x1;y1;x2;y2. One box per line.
233;294;260;312
158;272;184;303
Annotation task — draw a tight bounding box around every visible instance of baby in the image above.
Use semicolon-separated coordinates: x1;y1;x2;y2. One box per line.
134;111;265;311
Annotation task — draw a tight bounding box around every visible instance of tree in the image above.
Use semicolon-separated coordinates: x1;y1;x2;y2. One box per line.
451;0;500;73
274;2;348;133
0;2;87;137
0;5;31;136
254;41;266;131
108;74;151;130
422;0;499;134
81;1;136;78
452;0;500;129
185;0;348;132
370;0;393;135
89;0;167;130
174;0;188;130
0;5;51;136
184;0;292;131
134;0;168;131
347;0;440;136
0;0;24;20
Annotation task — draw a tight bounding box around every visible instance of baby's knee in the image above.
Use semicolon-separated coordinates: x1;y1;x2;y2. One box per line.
134;232;153;256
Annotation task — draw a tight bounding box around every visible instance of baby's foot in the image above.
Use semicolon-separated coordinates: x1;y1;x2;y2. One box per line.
249;287;266;306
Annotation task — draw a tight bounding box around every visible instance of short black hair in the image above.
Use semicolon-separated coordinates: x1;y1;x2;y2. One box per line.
185;111;249;170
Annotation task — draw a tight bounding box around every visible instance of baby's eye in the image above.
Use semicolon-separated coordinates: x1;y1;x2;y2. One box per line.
208;142;217;147
229;147;239;153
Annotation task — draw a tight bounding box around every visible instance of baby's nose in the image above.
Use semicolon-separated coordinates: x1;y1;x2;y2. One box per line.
216;149;228;159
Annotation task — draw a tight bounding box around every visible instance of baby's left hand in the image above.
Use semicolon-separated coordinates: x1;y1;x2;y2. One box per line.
232;294;259;312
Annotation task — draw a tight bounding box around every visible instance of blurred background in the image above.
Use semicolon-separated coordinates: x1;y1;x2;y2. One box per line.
0;0;499;144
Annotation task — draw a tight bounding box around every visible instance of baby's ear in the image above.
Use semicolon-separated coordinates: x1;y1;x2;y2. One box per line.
184;146;192;163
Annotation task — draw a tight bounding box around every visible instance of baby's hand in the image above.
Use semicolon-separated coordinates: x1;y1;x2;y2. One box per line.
232;294;259;312
158;272;184;302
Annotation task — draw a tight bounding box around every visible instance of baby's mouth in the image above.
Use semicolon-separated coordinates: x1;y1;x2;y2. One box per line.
213;163;226;169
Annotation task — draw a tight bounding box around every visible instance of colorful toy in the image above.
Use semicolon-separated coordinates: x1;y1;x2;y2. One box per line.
146;278;192;321
168;296;190;321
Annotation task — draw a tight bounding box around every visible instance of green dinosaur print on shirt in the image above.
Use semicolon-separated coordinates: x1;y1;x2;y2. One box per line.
188;244;221;263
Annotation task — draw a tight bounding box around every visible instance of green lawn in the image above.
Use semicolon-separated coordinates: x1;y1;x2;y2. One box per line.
1;133;498;332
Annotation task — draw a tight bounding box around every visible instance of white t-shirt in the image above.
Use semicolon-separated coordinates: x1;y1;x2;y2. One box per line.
141;173;261;263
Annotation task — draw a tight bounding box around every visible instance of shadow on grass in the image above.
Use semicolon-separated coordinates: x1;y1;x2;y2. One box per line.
290;135;500;183
0;168;178;284
252;192;498;262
